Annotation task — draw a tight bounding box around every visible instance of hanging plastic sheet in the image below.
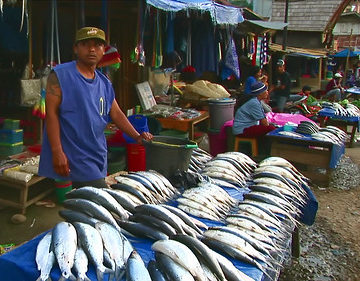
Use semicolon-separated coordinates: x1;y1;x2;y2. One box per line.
146;0;244;25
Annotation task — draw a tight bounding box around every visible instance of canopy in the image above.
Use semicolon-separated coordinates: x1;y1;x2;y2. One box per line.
332;48;359;58
146;0;244;25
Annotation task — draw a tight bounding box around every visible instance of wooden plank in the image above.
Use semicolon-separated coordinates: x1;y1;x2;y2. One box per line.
271;142;331;168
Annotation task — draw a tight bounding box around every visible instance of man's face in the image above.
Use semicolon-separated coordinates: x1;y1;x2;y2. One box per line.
277;65;285;73
74;39;105;66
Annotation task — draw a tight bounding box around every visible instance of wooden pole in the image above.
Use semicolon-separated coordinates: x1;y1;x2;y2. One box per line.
28;0;33;79
282;0;289;51
345;28;353;85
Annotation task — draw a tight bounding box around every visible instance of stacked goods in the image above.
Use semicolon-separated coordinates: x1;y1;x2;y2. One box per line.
184;80;231;100
0;119;23;156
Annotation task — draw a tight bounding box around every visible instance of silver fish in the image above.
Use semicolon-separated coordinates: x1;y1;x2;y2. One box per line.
152;239;207;281
73;222;113;281
73;247;91;281
126;251;152;281
52;222;77;281
35;232;55;281
155;252;195;281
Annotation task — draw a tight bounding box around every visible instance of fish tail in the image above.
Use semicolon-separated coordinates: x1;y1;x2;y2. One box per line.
96;269;104;281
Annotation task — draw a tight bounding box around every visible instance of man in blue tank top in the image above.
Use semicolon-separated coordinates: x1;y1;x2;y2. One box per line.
38;27;152;188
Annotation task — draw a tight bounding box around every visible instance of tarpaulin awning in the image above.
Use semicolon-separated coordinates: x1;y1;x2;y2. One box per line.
331;48;359;58
238;19;288;35
269;43;328;58
146;0;244;25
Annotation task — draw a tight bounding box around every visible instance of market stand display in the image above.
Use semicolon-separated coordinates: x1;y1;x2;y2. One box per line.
0;150;317;281
267;126;345;186
317;107;360;147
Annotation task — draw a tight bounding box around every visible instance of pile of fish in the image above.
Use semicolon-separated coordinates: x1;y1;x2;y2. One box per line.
199;157;311;279
112;170;179;204
284;121;348;144
120;203;207;241
322;101;360;117
295;121;320;135
35;221;134;281
176;182;238;221
149;236;255;281
199;152;257;187
188;147;213;173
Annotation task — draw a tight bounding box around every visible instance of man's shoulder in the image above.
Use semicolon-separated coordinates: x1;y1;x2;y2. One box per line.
54;61;74;71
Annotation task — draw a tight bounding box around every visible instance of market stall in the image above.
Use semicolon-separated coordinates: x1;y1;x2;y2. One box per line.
0;151;317;281
267;124;346;185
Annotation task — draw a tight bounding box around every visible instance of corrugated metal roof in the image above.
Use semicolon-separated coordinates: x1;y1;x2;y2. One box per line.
269;43;329;57
271;0;343;32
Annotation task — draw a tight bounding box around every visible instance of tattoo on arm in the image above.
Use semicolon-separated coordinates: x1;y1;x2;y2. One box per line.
47;72;61;97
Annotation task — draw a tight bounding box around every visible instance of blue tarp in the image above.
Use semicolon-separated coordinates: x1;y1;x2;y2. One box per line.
331;48;359;58
146;0;244;25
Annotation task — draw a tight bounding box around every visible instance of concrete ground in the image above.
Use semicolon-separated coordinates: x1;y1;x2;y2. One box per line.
1;134;360;250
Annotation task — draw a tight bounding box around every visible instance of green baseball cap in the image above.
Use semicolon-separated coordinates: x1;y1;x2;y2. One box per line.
75;27;106;44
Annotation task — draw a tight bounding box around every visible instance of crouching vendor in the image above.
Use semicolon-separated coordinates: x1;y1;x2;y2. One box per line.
233;81;276;137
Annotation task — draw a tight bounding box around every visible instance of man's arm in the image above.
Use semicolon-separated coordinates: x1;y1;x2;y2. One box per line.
45;72;70;177
110;100;152;143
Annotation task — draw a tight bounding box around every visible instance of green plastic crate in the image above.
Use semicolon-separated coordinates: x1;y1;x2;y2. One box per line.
0;142;23;156
3;119;20;130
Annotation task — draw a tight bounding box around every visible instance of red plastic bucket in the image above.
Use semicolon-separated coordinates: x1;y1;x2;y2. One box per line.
126;143;146;172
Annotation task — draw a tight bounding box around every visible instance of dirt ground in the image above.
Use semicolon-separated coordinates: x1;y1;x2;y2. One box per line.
279;153;360;281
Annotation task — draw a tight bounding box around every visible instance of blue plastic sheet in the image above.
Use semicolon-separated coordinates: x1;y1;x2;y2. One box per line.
146;0;244;25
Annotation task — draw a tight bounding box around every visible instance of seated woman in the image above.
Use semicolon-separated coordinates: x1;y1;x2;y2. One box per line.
233;81;276;138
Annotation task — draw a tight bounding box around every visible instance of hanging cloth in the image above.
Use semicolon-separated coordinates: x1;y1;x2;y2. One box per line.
220;37;240;80
165;13;174;54
260;34;269;68
152;10;162;68
251;35;258;66
101;0;108;36
255;36;262;66
131;1;147;66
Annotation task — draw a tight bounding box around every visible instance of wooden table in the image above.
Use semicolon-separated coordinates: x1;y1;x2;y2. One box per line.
0;175;53;214
156;111;209;140
267;128;345;186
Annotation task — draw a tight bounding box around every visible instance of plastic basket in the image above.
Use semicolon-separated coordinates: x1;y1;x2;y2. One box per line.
143;136;197;177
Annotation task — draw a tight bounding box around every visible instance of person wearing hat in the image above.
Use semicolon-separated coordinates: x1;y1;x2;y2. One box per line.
270;59;302;112
324;72;344;101
38;27;153;189
233;81;276;138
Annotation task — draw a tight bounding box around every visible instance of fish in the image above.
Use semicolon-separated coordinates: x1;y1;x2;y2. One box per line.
176;198;221;221
35;251;55;281
126;250;152;281
212;251;256;281
62;198;121;233
177;204;220;221
155;252;195;281
73;247;91;281
115;176;159;203
177;197;224;218
73;222;113;281
110;183;149;204
161;204;204;234
36;232;52;271
51;222;77;281
147;260;167;281
203;229;270;265
130;213;177;237
104;188;138;213
35;232;55;281
117;220;169;240
58;209;100;227
201;237;268;274
237;203;282;226
95;222;127;280
152;239;207;281
66;186;129;220
171;234;226;281
134;204;187;235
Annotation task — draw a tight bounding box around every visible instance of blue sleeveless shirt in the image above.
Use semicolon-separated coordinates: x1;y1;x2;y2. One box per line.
38;61;114;181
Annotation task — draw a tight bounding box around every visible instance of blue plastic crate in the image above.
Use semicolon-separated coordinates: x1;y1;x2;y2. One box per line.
0;129;23;144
